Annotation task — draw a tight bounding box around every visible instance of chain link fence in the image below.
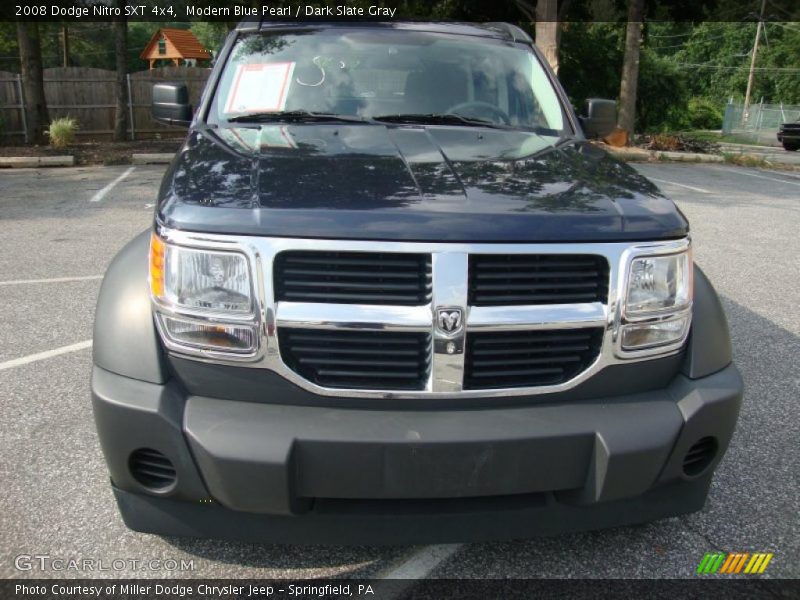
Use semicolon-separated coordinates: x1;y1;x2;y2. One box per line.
723;101;800;146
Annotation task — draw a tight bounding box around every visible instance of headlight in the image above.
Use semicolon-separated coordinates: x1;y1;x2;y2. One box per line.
621;315;690;350
626;252;691;316
158;316;257;353
620;248;692;352
150;233;258;356
150;235;252;314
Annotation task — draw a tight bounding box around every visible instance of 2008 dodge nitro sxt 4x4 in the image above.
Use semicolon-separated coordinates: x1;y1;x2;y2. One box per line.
91;21;742;544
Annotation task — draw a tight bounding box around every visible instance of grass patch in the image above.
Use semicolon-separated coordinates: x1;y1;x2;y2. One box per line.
680;130;778;147
46;117;78;149
721;152;771;168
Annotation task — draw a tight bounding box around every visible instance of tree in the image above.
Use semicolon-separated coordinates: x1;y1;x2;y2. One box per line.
617;0;645;141
535;0;560;72
113;1;128;142
16;22;49;144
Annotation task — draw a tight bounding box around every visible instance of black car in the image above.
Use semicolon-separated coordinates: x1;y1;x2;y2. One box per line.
91;21;742;544
778;120;800;151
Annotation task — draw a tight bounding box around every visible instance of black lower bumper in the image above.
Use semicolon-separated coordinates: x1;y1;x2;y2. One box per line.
113;475;713;545
92;363;742;545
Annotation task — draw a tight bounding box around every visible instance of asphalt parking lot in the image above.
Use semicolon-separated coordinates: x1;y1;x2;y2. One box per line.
0;161;798;580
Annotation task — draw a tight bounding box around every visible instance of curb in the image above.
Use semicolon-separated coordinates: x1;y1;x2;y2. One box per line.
604;148;724;163
657;151;724;163
131;153;174;165
0;155;74;168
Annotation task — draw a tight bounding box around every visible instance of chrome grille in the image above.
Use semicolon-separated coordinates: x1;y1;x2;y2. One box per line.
279;329;431;390
464;329;604;389
274;250;432;305
469;254;609;306
156;228;692;399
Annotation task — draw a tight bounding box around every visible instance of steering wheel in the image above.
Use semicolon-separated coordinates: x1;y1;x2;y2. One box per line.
446;101;511;125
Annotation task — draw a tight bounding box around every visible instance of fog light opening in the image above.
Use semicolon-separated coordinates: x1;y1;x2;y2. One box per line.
129;448;177;492
682;437;718;477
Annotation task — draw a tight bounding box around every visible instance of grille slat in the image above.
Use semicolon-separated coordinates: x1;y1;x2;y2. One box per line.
475;270;600;280
129;448;177;490
292;346;421;357
469;254;609;306
682;437;717;476
276;251;432;305
283;268;425;280
470;367;565;378
279;328;431;390
474;355;581;367
283;280;424;291
475;282;600;291
465;328;604;389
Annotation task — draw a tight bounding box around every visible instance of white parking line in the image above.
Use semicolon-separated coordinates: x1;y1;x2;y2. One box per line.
0;340;92;371
0;275;103;286
378;544;462;580
90;166;135;202
765;169;800;180
647;177;710;194
724;168;800;187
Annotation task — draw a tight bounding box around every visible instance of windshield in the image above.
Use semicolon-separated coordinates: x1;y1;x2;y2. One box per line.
211;28;570;135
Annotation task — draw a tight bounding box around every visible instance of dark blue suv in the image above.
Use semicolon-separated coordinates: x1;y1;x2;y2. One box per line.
91;21;742;544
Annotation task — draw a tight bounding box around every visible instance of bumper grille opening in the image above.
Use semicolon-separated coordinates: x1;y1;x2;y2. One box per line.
469;254;609;306
275;251;432;305
279;328;431;390
129;448;177;491
464;328;604;390
682;437;717;477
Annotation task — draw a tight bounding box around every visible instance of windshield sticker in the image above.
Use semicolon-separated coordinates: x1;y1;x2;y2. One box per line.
225;62;295;114
259;126;297;149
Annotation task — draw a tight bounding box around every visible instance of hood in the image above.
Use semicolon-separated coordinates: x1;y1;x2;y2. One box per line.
157;124;688;242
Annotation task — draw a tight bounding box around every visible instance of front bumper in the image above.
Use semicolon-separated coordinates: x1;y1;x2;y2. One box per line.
778;130;800;142
92;361;742;545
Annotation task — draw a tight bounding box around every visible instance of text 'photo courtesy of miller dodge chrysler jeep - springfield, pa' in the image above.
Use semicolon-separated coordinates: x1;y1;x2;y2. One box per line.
90;20;742;545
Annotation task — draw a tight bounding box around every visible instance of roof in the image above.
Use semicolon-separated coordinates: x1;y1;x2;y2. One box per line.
140;28;212;60
234;20;532;43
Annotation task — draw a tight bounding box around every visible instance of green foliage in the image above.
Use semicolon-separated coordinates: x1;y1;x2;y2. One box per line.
559;23;625;112
46;117;78;148
560;20;799;134
686;97;724;130
661;22;800;105
635;49;690;132
190;22;232;56
559;23;690;133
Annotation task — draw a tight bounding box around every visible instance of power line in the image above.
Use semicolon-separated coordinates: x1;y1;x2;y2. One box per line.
766;21;800;33
650;34;745;50
766;0;797;20
649;29;695;39
672;62;800;71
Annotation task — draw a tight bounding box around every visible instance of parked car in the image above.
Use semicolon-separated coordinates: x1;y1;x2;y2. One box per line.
92;20;742;544
777;119;800;151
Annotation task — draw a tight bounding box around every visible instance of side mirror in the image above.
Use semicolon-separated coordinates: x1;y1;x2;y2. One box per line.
152;82;192;127
581;98;617;139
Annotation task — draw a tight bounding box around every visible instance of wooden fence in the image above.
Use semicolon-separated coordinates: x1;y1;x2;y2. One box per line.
0;66;210;143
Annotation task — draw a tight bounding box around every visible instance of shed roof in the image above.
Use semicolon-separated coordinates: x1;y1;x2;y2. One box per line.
140;28;212;60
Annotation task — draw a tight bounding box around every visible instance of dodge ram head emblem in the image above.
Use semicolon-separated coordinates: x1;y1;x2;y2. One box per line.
436;308;463;334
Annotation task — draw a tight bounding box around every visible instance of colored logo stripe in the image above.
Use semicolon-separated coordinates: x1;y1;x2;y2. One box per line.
698;552;773;574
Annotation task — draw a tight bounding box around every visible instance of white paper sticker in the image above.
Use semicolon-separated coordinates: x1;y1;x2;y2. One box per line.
225;62;296;114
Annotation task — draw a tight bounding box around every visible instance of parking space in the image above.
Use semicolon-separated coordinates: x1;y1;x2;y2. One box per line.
0;162;797;579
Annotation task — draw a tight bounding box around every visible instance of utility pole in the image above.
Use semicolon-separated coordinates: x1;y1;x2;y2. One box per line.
743;0;766;119
60;26;69;68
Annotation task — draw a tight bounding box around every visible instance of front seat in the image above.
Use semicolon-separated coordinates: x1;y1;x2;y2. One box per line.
403;63;468;114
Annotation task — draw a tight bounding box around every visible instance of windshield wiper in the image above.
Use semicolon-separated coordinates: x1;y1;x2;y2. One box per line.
372;113;509;129
227;110;367;124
